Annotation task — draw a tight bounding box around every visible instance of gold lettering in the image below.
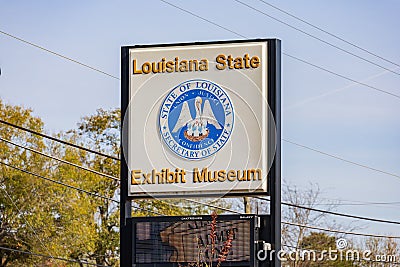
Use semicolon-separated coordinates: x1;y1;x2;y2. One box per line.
246;169;262;181
234;57;244;69
179;169;187;183
133;59;142;74
199;59;208;71
161;58;166;72
179;60;188;72
244;54;250;68
216;54;226;70
237;170;246;181
218;170;226;182
193;168;208;182
250;56;260;68
175;57;179;72
142;62;151;74
189;60;198;71
227;55;234;69
166;168;176;183
151;61;161;73
158;169;166;184
131;170;141;185
143;172;152;184
208;171;217;182
166;61;174;72
227;170;236;181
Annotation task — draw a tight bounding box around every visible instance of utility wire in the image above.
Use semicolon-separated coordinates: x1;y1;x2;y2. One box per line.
160;0;400;100
159;0;246;38
258;0;400;69
317;201;400;207
3;118;400;182
0;119;119;161
282;221;400;239
182;199;400;239
2;157;398;240
8;139;393;225
0;183;55;261
0;137;120;182
234;0;400;76
0;246;111;267
253;196;400;225
282;53;400;99
1;4;397;101
283;139;400;179
0;158;164;216
18;131;400;224
131;203;165;216
0;160;118;204
2;119;400;223
0;30;120;80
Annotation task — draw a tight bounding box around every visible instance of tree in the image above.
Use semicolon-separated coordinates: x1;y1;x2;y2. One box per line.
73;108;206;265
296;232;353;267
278;182;359;251
359;237;399;267
0;100;60;266
0;101;109;266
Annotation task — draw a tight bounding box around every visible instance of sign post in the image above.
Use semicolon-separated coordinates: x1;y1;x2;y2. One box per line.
121;39;281;266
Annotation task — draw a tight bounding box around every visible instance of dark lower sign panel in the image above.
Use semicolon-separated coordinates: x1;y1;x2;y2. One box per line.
131;215;259;266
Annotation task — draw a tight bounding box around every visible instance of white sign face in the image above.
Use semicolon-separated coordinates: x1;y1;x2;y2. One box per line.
123;41;276;198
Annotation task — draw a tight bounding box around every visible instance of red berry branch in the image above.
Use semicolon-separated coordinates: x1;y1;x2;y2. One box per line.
217;229;234;267
209;211;218;266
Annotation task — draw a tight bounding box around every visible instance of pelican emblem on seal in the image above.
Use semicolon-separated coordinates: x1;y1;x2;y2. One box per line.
172;96;222;142
159;79;234;160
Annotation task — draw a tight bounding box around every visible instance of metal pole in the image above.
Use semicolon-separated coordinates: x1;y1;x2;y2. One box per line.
268;39;282;267
120;47;132;267
244;197;252;214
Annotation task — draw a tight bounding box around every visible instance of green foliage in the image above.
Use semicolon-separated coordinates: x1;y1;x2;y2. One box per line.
0;100;57;266
289;232;354;267
0;104;239;266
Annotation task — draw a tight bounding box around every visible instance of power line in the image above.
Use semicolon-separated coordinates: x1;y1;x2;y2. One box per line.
2;118;400;210
160;0;400;100
2;4;399;101
0;160;118;204
282;53;400;99
0;119;119;161
2;157;398;240
0;157;166;216
12;130;398;225
257;0;400;69
159;0;246;39
0;183;56;261
282;221;400;239
6;150;397;236
0;30;120;80
0;246;111;267
9;134;395;226
182;199;400;239
309;202;400;207
283;139;400;179
234;0;400;76
2;2;399;102
254;196;400;225
284;66;400;111
0;137;120;182
131;203;165;216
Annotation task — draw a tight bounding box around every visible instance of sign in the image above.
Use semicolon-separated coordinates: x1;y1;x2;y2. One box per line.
129;214;269;266
121;39;280;198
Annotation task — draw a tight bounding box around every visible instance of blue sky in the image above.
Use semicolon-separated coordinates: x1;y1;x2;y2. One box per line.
1;0;399;236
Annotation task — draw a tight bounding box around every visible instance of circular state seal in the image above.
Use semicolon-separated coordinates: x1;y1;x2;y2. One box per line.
159;79;234;160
